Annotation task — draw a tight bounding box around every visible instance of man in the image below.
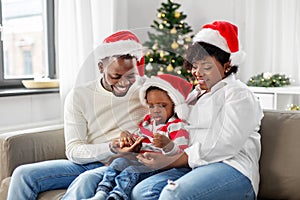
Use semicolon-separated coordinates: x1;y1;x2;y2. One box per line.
7;30;147;200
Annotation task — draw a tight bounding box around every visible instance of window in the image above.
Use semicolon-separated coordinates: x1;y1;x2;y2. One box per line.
23;50;33;74
0;0;55;88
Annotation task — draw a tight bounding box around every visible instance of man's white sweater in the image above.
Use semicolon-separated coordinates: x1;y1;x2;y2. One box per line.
64;76;147;164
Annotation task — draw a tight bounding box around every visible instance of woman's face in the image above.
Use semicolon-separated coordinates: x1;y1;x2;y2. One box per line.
99;57;138;97
191;56;226;91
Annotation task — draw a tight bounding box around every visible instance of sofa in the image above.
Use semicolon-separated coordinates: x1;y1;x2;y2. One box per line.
0;110;300;200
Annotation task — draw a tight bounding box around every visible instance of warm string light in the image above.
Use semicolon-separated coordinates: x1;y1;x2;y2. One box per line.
247;72;292;87
174;11;181;18
287;104;300;111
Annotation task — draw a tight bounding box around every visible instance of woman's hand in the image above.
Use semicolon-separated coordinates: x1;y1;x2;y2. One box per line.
136;152;188;170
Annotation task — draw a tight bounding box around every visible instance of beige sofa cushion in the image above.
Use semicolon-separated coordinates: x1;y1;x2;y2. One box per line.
0;177;10;200
258;110;300;200
38;190;66;200
0;177;66;200
0;125;65;182
0;125;66;200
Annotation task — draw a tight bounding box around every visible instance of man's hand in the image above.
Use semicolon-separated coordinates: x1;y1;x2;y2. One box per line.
111;137;144;154
119;131;136;148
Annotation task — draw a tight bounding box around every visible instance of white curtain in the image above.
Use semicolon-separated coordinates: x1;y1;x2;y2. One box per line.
240;0;300;84
55;0;116;104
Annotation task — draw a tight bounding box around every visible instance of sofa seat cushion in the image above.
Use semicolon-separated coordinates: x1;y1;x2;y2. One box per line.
0;177;10;200
0;177;66;200
258;110;300;200
38;189;66;200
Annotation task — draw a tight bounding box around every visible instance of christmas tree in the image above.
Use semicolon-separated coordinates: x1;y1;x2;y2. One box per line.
143;0;194;84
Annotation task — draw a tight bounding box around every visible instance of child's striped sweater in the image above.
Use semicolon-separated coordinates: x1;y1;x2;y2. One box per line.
134;114;189;156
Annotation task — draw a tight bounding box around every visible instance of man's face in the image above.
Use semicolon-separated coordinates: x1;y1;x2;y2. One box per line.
100;57;138;97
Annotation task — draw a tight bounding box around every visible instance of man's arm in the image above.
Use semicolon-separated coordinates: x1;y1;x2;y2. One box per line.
64;90;114;164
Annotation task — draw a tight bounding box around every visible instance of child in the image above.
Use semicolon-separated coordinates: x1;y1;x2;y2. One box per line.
87;74;193;200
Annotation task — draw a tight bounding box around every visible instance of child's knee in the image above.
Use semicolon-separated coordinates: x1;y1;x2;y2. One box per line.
110;157;132;170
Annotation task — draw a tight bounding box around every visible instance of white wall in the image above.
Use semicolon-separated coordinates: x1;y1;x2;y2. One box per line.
124;0;244;40
0;93;62;133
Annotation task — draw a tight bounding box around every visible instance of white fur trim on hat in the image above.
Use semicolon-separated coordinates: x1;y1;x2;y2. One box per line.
94;40;143;61
140;77;190;120
230;50;246;66
193;28;230;53
174;103;190;122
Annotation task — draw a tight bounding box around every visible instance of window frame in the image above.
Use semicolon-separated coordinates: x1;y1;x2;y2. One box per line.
0;0;55;89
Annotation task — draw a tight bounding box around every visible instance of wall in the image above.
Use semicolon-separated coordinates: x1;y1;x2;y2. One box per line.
124;0;243;39
0;93;62;133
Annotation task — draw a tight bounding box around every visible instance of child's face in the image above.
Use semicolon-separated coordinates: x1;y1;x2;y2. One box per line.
146;89;174;125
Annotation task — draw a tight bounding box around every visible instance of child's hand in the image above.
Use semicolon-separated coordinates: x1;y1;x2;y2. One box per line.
153;133;174;153
119;131;136;148
152;133;171;148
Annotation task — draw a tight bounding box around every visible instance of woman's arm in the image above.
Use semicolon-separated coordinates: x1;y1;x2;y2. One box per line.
137;152;190;170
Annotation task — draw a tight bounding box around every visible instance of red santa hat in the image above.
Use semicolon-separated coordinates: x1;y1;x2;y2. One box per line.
140;74;193;120
95;30;144;76
193;21;245;65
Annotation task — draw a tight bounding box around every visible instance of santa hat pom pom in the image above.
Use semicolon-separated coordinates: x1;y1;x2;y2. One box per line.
175;103;190;121
230;50;246;66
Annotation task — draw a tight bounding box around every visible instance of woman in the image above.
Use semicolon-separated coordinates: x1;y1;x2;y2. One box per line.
133;21;264;200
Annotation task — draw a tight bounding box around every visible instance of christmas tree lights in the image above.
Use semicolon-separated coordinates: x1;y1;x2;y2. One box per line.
143;0;195;84
247;72;291;87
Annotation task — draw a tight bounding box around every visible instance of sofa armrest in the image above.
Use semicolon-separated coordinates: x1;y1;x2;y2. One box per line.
0;125;66;182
